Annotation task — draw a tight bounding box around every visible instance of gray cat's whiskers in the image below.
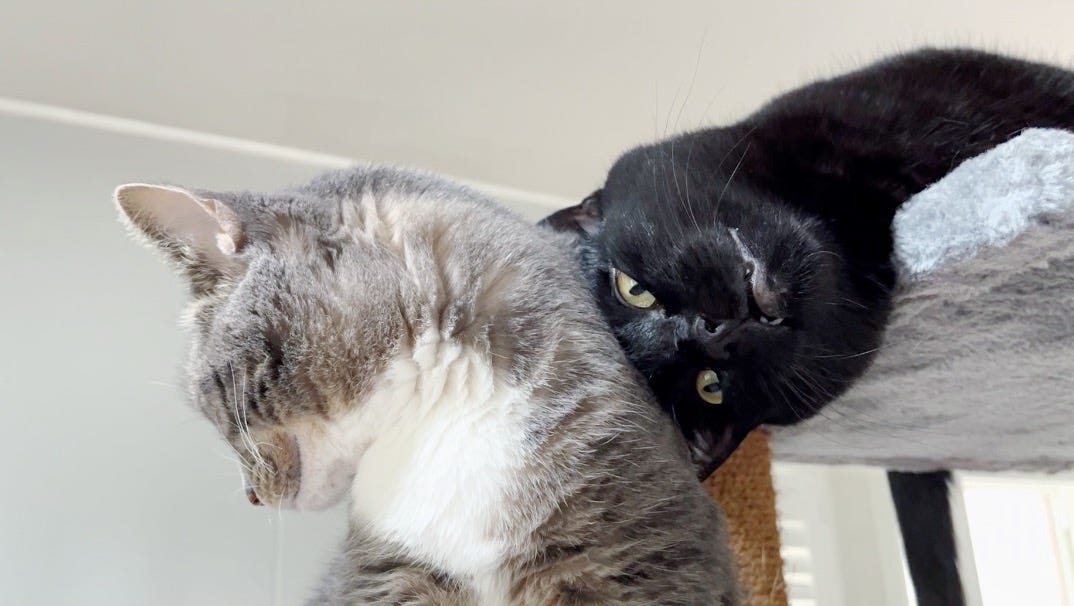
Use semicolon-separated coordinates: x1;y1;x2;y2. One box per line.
228;363;266;469
239;373;277;458
215;449;253;474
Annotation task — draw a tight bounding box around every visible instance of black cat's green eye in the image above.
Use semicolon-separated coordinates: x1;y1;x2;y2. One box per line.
696;369;724;405
612;268;657;309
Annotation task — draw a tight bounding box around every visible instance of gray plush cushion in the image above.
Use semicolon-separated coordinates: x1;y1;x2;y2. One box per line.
771;128;1074;472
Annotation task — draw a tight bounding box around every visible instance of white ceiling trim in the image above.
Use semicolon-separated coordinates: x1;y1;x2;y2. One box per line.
0;96;572;211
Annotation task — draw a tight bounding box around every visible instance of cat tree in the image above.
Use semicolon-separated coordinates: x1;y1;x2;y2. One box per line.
706;431;787;606
706;128;1074;606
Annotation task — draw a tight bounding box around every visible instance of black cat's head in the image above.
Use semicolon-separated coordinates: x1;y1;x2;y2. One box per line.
543;140;885;477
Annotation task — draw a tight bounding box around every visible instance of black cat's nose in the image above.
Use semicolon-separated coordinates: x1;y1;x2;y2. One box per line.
692;317;742;359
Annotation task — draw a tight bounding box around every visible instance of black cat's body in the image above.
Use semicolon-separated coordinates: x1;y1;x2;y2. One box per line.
544;48;1074;606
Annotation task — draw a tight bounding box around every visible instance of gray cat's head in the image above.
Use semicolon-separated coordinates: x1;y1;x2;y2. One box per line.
117;167;572;511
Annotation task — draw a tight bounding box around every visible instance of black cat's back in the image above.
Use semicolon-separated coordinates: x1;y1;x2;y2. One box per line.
749;48;1074;202
652;49;1074;299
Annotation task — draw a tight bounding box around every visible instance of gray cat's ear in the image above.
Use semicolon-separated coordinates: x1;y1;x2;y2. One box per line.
115;183;245;291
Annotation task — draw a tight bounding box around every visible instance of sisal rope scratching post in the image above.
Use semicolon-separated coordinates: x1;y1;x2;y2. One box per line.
704;430;787;606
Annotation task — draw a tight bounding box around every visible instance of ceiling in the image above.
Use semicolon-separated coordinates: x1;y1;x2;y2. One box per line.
3;0;1074;204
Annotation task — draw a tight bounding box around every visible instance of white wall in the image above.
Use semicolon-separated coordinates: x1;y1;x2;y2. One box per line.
0;115;350;606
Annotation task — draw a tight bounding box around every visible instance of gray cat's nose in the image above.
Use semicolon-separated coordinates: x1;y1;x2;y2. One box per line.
692;316;742;359
246;487;263;506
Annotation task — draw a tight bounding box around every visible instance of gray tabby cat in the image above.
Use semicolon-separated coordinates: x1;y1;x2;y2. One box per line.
115;166;739;605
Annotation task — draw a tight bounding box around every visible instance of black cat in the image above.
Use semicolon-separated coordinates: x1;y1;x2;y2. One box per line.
543;48;1074;606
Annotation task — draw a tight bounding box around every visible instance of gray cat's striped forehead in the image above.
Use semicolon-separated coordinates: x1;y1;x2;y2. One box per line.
185;165;576;428
201;165;505;234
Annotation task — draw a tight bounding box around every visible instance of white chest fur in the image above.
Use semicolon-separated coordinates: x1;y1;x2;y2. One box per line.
349;335;531;598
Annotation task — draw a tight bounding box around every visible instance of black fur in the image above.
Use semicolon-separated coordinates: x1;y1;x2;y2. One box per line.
544;48;1074;606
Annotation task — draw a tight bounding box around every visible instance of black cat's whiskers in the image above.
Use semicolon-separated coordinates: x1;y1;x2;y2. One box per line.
697;129;757;231
861;271;897;295
682;131;703;229
838;297;869;310
648;86;688;235
782;365;861;429
783;374;833;423
785;364;958;435
674;30;707;137
653;148;691;242
790;353;858;385
661;79;684;140
669;35;708;235
796;338;885;362
789;364;838;402
803;366;949;436
664;136;699;235
806;346;882;361
802;248;846;263
769;374;861;445
664;146;694;239
646;149;679;241
656;49;737;242
818;400;942;445
763;373;863;448
755;369;809;423
835;403;947;439
789;356;949;438
714;142;752;218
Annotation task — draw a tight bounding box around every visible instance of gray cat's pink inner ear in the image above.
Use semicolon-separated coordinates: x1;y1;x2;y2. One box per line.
114;183;244;262
198;197;245;254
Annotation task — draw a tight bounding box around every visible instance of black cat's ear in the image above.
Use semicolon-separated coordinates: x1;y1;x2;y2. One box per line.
538;189;604;236
688;421;754;480
115;184;246;293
